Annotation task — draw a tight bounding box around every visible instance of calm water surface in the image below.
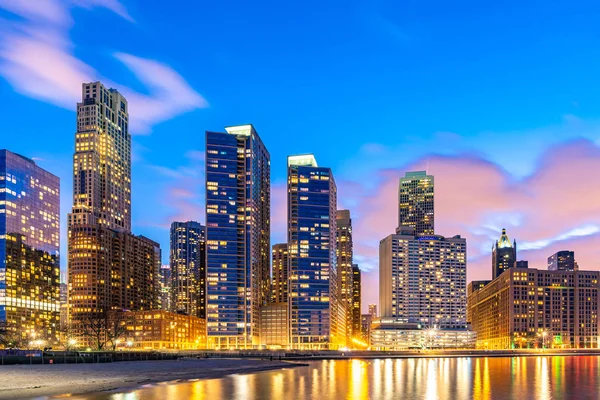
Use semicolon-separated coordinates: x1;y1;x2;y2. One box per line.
72;356;600;400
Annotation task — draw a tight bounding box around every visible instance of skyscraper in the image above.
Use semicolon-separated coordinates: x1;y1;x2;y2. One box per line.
68;82;160;342
368;304;378;319
158;264;172;312
398;171;434;236
287;154;344;349
205;125;270;349
548;251;577;271
0;150;60;345
379;233;467;329
492;228;517;279
271;243;289;303
170;221;206;318
351;264;362;340
336;209;354;344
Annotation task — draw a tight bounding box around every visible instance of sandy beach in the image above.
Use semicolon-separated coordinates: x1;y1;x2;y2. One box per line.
0;358;304;399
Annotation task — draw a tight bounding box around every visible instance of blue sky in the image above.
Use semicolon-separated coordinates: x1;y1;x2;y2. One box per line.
2;0;600;309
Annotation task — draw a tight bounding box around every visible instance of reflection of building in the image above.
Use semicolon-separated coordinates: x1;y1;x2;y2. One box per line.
370;319;476;350
122;310;206;350
379;232;467;329
272;244;288;303
398;171;434;236
288;154;344;349
361;314;373;343
548;251;576;271
170;221;206;318
0;150;60;345
158;265;172;312
68;82;161;343
336;210;354;345
352;264;362;340
468;268;600;349
492;229;517;279
259;303;288;348
205;125;270;349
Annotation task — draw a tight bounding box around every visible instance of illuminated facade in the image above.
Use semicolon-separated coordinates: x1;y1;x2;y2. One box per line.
170;221;206;318
205;125;270;349
468;268;600;349
158;264;172;311
379;232;467;329
369;304;378;318
336;210;354;345
548;250;577;271
352;264;362;340
272;243;288;303
398;171;434;236
259;303;288;347
287;154;344;349
370;319;476;350
492;228;517;279
361;314;373;343
122;310;206;350
0;150;60;345
68;82;161;342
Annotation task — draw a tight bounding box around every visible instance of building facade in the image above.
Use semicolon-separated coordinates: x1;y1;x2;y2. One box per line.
205;125;270;349
336;209;354;344
379;232;467;329
369;304;378;318
158;264;172;312
468;268;600;349
492;228;517;279
352;264;362;340
398;171;434;236
0;150;60;345
170;221;206;318
259;303;288;348
287;154;344;349
271;243;288;303
548;251;577;271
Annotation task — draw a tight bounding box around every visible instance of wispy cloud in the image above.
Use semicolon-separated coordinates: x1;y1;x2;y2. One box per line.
0;0;206;134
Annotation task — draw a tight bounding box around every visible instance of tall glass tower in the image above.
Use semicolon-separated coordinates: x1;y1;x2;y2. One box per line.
0;150;60;345
336;209;353;345
287;154;344;349
398;171;434;236
170;221;206;318
205;125;270;349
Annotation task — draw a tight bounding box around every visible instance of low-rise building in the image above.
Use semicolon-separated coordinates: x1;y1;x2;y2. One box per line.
259;303;288;348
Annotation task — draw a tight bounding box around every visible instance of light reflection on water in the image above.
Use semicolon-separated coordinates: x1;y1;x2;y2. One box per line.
75;356;600;400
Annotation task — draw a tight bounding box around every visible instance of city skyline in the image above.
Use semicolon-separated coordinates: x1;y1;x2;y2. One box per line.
3;1;600;312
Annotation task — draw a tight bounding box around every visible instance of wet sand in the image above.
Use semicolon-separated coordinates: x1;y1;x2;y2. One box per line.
0;358;303;399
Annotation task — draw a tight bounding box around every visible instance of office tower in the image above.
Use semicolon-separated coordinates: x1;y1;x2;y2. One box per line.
398;171;434;236
548;251;576;271
492;228;517;279
361;314;373;343
287;154;344;349
369;304;378;318
170;221;206;318
159;264;172;312
379;233;467;329
68;82;160;342
336;209;354;344
468;268;600;349
351;264;362;340
271;243;289;303
205;125;270;349
0;150;60;345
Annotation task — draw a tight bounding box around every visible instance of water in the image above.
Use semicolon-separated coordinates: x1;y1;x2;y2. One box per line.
70;356;600;400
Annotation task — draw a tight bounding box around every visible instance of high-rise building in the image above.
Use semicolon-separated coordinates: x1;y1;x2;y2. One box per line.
158;264;172;312
468;268;600;349
170;221;206;318
361;314;373;343
205;125;270;349
368;304;378;318
271;243;289;303
68;82;160;343
548;251;577;271
351;264;362;340
0;150;60;345
287;154;344;349
398;171;434;236
336;209;354;344
379;232;467;329
492;228;517;279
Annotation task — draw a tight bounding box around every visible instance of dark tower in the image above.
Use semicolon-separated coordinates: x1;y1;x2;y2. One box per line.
492;228;517;279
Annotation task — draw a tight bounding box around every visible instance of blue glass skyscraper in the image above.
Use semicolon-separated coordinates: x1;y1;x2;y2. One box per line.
0;150;60;345
287;154;344;349
205;125;270;349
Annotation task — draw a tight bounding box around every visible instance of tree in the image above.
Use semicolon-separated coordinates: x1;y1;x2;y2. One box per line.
0;330;24;349
79;310;130;351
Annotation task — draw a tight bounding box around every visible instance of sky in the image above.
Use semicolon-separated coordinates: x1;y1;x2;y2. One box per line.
2;0;600;312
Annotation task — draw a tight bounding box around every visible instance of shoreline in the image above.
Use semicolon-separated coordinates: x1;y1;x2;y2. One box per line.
0;359;306;400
